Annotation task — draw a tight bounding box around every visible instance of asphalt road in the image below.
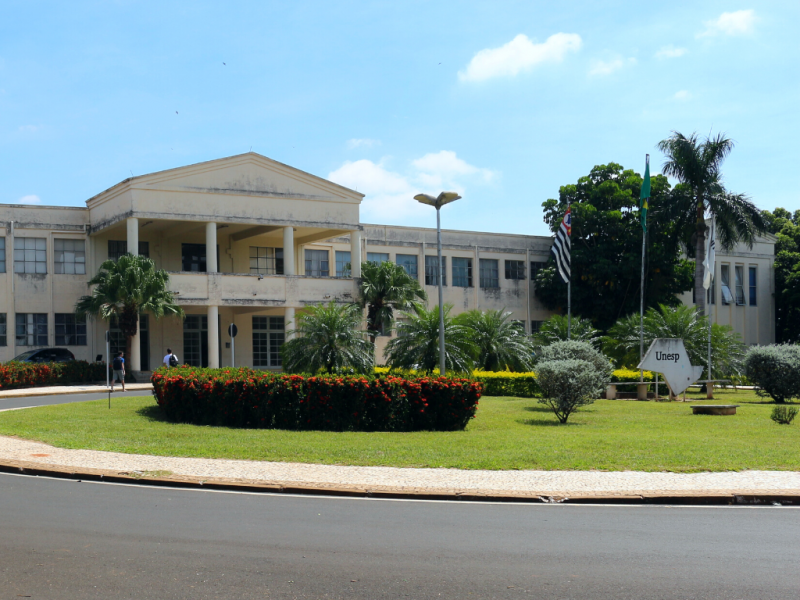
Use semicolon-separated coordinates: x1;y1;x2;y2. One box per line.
1;473;798;599
0;390;149;411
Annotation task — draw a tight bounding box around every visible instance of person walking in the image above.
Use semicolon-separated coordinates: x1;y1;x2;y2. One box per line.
163;348;179;368
111;351;126;391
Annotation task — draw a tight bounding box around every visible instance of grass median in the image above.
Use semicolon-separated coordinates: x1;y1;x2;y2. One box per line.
0;389;797;471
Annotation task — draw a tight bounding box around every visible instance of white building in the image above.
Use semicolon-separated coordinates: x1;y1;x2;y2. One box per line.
0;154;775;374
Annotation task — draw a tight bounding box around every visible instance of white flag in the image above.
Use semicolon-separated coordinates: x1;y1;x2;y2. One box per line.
703;219;715;290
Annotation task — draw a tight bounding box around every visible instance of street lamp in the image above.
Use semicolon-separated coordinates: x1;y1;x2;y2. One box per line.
414;191;462;376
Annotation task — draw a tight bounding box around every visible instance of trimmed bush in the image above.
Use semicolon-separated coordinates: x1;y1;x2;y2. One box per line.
151;366;482;432
537;359;609;424
771;406;798;425
0;361;108;389
744;345;800;404
536;341;613;379
472;370;539;397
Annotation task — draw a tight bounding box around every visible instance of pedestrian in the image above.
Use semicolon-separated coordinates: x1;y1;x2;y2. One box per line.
163;348;179;368
111;351;126;391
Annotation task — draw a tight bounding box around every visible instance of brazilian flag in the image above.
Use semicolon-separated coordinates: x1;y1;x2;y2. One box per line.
640;154;650;233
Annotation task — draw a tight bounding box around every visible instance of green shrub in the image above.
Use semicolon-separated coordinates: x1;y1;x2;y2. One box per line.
744;345;800;404
472;371;539;397
0;361;108;389
770;406;798;425
536;359;609;423
536;341;613;379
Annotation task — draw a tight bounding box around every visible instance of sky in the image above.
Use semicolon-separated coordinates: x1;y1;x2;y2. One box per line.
1;1;797;236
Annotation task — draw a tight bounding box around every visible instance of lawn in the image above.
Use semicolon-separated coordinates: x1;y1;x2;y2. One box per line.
0;389;797;472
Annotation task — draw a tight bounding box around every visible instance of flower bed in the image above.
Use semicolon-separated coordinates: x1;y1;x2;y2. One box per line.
151;366;482;432
0;361;109;389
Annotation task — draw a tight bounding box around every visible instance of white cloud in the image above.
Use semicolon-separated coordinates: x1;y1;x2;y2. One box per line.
17;195;41;204
673;90;692;101
18;124;43;133
459;32;582;83
698;9;757;38
588;57;636;76
655;45;687;59
328;152;498;222
347;138;380;149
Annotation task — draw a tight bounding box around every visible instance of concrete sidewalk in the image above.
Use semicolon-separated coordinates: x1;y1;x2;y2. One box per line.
0;383;153;399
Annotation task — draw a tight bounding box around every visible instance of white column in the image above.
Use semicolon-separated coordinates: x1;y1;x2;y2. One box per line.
350;230;362;278
285;307;295;339
127;218;141;370
207;305;219;368
206;222;217;273
283;226;295;275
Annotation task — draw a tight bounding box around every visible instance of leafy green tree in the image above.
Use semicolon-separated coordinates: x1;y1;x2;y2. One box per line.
603;304;746;378
761;208;800;343
535;163;694;331
657;131;767;316
384;304;476;374
281;302;374;374
537;359;608;424
533;314;601;348
75;254;184;361
358;261;427;343
454;309;535;371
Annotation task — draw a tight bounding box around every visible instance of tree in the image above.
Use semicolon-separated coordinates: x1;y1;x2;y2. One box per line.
281;302;374;374
454;309;536;371
761;208;800;343
358;261;427;344
537;359;608;424
75;254;184;363
536;163;694;331
533;314;601;348
384;304;475;374
657;131;767;316
744;345;800;404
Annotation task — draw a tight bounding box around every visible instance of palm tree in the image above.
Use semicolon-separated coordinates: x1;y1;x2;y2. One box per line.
384;304;475;374
533;314;601;348
281;302;374;374
358;261;427;343
657;131;767;316
75;254;184;362
455;309;535;371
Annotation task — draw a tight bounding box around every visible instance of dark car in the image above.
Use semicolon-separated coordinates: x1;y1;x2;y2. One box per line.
11;348;76;363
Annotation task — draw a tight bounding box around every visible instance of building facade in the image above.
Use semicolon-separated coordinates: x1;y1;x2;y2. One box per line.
0;153;775;372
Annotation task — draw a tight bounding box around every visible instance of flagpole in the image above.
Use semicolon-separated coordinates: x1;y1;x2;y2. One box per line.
639;154;650;384
568;204;572;340
707;217;714;399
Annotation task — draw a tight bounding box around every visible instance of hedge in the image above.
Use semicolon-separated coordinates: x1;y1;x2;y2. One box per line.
151;366;482;432
0;361;109;389
472;371;539;397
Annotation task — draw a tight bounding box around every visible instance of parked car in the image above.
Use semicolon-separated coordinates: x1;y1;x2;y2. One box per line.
11;348;76;363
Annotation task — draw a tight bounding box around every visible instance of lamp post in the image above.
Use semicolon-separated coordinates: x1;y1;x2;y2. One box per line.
414;191;462;376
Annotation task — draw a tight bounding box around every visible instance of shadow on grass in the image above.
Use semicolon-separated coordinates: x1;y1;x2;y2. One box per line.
522;405;552;413
517;417;579;427
136;405;170;423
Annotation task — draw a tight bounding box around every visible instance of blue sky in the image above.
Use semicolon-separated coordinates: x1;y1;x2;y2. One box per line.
1;1;797;236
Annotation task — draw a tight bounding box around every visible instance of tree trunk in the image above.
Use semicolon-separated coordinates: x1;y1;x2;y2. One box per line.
694;202;707;317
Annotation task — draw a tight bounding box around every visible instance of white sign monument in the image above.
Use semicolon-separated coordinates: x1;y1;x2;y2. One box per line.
637;338;704;396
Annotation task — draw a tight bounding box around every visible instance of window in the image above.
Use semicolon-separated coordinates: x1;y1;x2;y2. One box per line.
531;320;543;333
16;313;48;346
425;255;446;286
396;254;418;279
249;246;284;275
54;239;86;274
182;243;207;272
253;316;284;367
305;249;329;276
108;240;150;261
479;259;499;289
530;261;547;281
55;314;87;345
367;252;390;264
335;251;351;277
735;265;745;306
505;260;526;280
0;237;5;273
14;238;47;274
749;266;757;306
183;315;208;367
452;257;473;287
720;265;733;305
0;313;6;346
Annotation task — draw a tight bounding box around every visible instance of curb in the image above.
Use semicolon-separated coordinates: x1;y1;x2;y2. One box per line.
0;385;154;399
1;459;798;506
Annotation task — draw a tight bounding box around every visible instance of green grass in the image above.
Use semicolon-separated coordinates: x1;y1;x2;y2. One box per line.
0;389;797;472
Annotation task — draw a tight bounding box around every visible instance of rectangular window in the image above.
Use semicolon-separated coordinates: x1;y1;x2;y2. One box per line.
13;238;47;274
749;266;757;306
367;252;390;264
335;251;351;277
479;258;499;289
396;254;418;279
54;239;86;275
55;314;87;345
253;316;284;367
0;313;6;346
305;249;329;277
108;240;150;261
735;265;745;306
249;246;284;275
0;237;5;273
16;313;48;346
182;243;207;272
424;255;446;286
505;260;526;280
720;265;733;305
452;257;473;287
531;320;543;333
530;261;547;281
183;315;208;367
